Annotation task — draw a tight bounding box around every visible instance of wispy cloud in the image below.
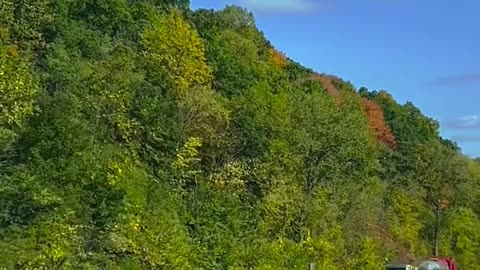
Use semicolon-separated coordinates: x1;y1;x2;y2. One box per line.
429;72;480;87
446;115;480;129
239;0;326;14
451;134;480;143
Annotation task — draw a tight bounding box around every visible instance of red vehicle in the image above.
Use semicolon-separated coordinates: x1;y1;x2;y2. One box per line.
418;257;458;270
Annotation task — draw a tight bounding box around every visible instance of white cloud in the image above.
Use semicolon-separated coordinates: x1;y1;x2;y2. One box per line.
240;0;323;14
452;134;480;143
459;115;480;128
446;115;480;129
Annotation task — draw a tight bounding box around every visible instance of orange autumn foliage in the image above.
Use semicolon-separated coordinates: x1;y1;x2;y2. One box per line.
295;73;342;102
312;73;342;102
268;48;288;68
361;98;396;149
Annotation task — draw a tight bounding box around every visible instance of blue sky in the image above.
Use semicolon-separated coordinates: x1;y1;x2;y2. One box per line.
191;0;480;157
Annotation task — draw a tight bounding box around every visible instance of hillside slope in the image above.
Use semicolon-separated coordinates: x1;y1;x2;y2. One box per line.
1;1;479;269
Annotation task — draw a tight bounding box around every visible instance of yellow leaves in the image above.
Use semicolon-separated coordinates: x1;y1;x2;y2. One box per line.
172;137;202;187
302;229;315;252
172;137;202;171
387;189;424;254
141;10;230;144
33;221;79;266
32;188;63;206
141;9;212;93
107;161;123;187
0;45;38;128
125;215;142;233
348;237;384;270
260;180;304;238
139;12;235;167
447;208;480;252
297;226;344;270
208;161;249;194
48;246;66;262
106;157;133;187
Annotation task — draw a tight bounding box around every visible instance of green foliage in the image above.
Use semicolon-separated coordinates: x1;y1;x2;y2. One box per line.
359;89;440;148
141;9;212;92
347;237;384;270
0;0;53;51
387;189;426;255
443;208;480;269
0;41;38;150
0;49;37;127
144;0;190;10
141;9;230;154
1;3;479;269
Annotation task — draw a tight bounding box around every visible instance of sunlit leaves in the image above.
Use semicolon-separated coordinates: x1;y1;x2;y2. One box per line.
208;160;249;194
141;9;229;146
0;42;38;149
0;47;37;127
141;9;212;93
444;208;480;268
1;2;479;269
387;189;425;254
172;137;202;189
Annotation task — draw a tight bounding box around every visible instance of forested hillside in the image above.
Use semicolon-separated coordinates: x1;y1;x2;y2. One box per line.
1;1;479;269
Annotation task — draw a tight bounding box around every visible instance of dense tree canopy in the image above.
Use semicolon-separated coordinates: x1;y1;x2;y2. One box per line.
1;1;479;269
